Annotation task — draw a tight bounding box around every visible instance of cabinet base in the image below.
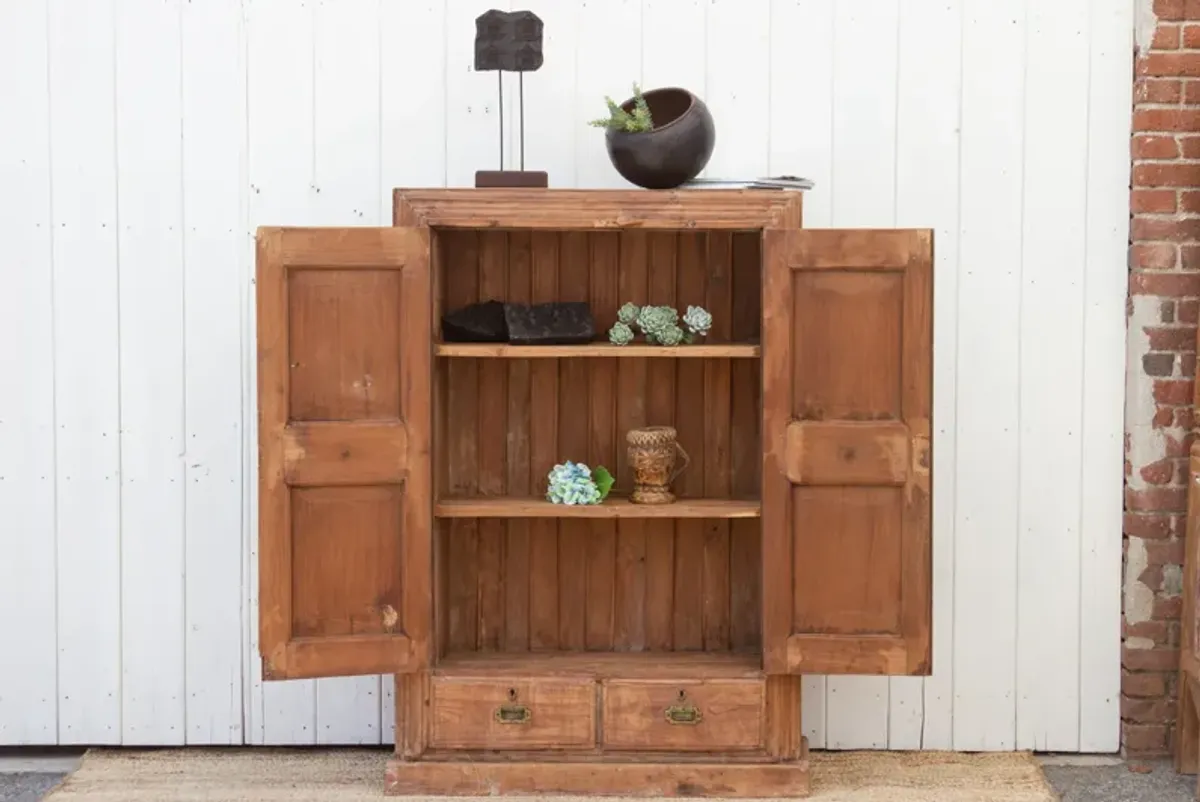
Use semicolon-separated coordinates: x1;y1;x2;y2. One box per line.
384;758;811;798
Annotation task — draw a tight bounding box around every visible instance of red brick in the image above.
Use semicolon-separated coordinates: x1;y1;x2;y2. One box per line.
1127;486;1188;511
1185;353;1197;377
1185;24;1200;47
1141;52;1200;77
1123;671;1168;698
1181;134;1200;155
1182;244;1200;270
1135;134;1182;160
1125;512;1178;539
1134;107;1200;132
1160;24;1184;49
1146;325;1198;350
1183;191;1200;214
1125;620;1172;644
1143;353;1177;377
1125;723;1170;755
1130;271;1200;297
1156;0;1186;22
1155;407;1177;427
1122;696;1176;723
1144;79;1185;104
1154;378;1195;404
1131;216;1200;241
1179;299;1199;322
1155;595;1184;620
1163;300;1178;322
1133;162;1200;187
1123;646;1180;671
1140;457;1177;484
1177;406;1196;429
1132;243;1180;269
1134;189;1179;213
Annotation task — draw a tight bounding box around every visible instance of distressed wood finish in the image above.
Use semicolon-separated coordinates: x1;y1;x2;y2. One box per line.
761;228;933;677
385;759;811;797
253;193;940;796
256;226;431;680
433;228;764;656
395;188;803;230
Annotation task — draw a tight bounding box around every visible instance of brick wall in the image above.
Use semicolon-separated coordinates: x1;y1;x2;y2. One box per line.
1125;0;1200;758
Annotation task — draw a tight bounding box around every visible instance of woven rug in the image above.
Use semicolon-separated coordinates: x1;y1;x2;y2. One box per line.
43;748;1058;802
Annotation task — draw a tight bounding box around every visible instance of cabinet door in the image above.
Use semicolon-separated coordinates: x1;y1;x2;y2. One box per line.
761;228;933;676
256;227;431;680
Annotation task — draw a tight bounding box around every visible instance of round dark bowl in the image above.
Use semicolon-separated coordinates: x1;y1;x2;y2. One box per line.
604;87;715;190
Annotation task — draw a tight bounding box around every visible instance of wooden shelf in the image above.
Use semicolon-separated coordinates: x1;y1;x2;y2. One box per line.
435;497;761;519
435;342;760;358
435;650;763;679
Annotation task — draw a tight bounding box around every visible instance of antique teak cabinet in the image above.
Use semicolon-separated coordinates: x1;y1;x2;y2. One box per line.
256;189;933;797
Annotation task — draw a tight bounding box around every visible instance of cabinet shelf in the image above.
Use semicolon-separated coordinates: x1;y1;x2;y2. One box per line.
435;650;763;679
435;342;760;358
435;497;761;519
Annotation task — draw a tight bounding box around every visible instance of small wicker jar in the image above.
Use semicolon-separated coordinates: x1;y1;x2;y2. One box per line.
626;426;691;504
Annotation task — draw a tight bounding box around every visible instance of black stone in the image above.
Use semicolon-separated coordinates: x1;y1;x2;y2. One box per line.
474;10;544;73
503;302;595;345
442;300;509;343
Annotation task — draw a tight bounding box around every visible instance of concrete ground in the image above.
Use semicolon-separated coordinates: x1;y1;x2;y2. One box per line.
0;749;1194;801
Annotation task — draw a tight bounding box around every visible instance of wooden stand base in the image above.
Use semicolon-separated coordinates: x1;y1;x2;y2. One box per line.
475;170;549;188
385;758;811;798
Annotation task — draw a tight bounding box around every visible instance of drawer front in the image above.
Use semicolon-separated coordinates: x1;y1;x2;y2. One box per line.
601;679;764;751
430;677;596;750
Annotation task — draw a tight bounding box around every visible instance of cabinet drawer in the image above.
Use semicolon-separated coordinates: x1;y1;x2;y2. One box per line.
601;679;764;751
430;677;596;750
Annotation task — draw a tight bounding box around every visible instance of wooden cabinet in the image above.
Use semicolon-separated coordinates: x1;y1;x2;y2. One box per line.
255;189;934;797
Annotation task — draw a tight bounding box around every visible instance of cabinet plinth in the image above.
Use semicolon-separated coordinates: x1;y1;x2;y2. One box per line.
254;189;934;797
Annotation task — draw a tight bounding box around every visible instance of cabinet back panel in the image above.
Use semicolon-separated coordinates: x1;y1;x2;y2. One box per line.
434;230;762;654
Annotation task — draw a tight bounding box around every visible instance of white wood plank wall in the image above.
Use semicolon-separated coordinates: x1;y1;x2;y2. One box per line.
0;0;1132;751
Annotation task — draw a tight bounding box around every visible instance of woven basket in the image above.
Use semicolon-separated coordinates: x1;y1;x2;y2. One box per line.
626;426;690;504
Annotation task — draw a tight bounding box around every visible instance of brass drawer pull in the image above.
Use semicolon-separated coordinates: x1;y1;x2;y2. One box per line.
664;690;703;725
495;688;532;725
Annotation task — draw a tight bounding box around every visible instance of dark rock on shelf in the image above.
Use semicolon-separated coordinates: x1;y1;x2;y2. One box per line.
504;302;595;345
442;300;509;343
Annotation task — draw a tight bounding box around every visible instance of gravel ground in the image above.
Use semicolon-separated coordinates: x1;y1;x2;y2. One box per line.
1;751;1194;801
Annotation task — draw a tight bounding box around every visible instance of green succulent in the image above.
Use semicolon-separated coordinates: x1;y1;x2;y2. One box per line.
608;321;635;346
656;324;685;346
617;302;641;325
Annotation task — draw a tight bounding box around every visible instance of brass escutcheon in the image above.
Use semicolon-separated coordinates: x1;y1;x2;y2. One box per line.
495;688;532;725
664;689;703;725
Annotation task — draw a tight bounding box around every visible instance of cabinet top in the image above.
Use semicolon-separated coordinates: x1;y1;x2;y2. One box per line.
393;188;802;231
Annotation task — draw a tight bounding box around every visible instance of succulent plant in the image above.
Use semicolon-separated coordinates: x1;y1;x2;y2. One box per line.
656;324;685;346
617;302;641;325
682;305;712;338
635;305;678;340
546;461;614;505
608;321;635;346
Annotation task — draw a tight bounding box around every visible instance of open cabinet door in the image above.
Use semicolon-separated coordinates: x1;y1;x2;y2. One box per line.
256;227;431;680
761;228;933;676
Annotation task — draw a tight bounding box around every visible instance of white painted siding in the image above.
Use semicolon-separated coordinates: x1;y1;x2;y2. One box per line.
0;0;1132;751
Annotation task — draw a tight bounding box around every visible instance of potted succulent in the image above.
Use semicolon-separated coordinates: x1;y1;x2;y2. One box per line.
588;84;715;190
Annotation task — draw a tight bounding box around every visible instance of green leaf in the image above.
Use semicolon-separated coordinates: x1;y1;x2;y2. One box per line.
592;466;615;501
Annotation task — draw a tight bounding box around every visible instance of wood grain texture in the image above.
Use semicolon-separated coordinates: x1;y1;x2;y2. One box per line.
601;680;765;751
385;759;811;797
762;227;933;678
257;226;429;680
429;677;596;750
436;229;763;655
395;188;803;230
